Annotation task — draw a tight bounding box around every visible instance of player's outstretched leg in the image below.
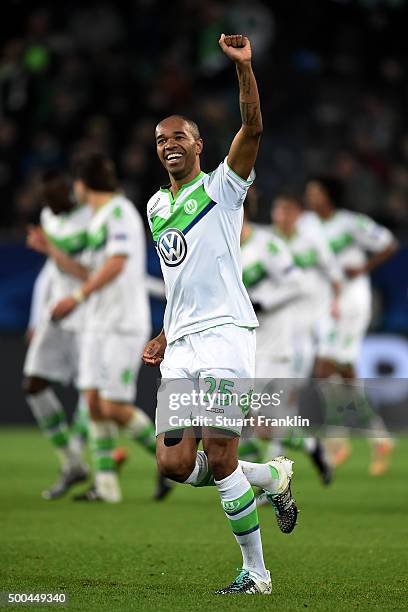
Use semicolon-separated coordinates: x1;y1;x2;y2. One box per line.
205;435;272;595
156;431;271;592
24;377;88;499
240;456;298;534
183;449;299;534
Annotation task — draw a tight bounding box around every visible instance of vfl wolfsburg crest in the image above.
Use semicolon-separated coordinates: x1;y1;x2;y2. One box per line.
157;228;187;267
184;198;198;215
222;500;240;512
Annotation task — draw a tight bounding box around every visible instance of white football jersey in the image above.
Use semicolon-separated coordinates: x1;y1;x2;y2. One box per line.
241;224;306;360
85;194;150;334
273;213;342;328
28;259;53;330
316;209;394;315
41;205;91;331
146;159;258;344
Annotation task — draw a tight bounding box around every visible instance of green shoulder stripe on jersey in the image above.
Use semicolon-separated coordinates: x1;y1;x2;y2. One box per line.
293;248;318;268
356;214;370;230
242;261;268;288
151;184;212;242
113;206;123;219
329;232;353;254
267;241;280;255
87;224;108;250
45;230;88;255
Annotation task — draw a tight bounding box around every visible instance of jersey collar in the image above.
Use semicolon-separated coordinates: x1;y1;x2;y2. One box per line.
160;171;205;202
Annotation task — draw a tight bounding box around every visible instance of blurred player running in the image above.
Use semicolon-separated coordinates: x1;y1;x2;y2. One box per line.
24;170;90;498
272;194;342;381
241;203;333;485
27;256;129;478
35;154;166;502
305;176;398;474
143;34;298;595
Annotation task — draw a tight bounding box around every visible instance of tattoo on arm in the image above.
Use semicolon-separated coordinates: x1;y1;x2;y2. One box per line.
240;101;261;126
236;63;262;131
239;70;251;96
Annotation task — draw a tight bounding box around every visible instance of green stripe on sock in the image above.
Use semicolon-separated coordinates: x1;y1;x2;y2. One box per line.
72;422;88;439
41;410;66;430
230;506;259;536
135;424;156;454
71;407;89;439
95;456;116;471
49;430;69;448
95;437;115;451
222;487;255;515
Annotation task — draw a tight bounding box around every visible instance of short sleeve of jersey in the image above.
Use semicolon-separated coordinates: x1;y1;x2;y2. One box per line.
204;157;255;210
105;204;134;257
40;207;50;229
349;213;394;253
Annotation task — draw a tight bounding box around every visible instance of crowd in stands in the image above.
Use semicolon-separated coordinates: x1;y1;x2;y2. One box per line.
1;0;407;238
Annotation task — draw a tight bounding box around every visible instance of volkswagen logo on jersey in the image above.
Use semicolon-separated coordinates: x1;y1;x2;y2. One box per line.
157;228;187;267
184;198;198;215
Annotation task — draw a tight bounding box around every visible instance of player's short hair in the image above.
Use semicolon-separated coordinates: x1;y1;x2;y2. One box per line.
307;175;344;207
72;152;118;192
157;115;201;140
40;169;72;211
273;191;304;209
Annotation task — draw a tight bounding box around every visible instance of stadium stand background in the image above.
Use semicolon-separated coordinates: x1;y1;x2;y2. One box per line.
1;0;407;422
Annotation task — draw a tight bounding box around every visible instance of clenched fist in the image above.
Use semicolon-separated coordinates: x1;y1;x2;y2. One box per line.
219;34;252;64
51;296;78;321
142;331;167;367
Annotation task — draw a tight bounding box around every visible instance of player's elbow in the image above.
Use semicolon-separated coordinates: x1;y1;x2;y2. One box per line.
389;239;399;255
381;239;399;263
243;124;263;139
108;256;127;276
78;268;89;281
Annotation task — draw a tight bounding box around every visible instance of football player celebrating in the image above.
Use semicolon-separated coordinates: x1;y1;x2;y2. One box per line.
143;35;298;595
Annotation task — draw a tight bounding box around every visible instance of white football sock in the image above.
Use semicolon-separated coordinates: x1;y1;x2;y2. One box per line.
239;458;292;494
183;451;211;485
27;389;81;470
215;465;268;582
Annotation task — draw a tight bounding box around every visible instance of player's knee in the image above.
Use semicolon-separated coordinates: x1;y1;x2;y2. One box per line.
22;376;49;395
100;399;118;420
156;447;195;482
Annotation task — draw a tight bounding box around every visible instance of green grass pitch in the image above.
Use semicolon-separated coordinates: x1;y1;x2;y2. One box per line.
0;427;406;611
